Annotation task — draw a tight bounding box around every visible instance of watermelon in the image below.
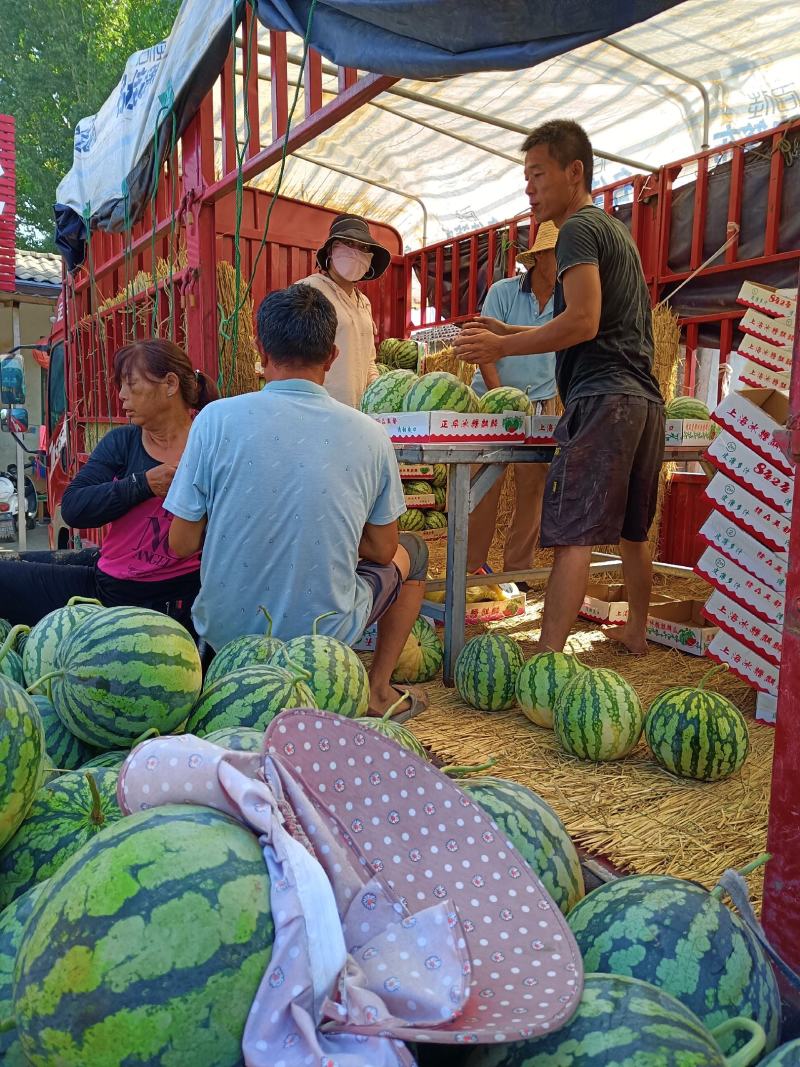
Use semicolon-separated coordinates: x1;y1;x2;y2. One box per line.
0;619;11;642
377;337;420;370
461;776;584;913
454;633;525;711
0;768;121;909
566;874;781;1055
80;750;129;771
355;708;429;759
553;667;644;760
430;464;448;488
271;616;370;718
479;386;533;415
375;362;391;375
425;510;448;529
462;973;766;1067
0;677;45;850
761;1040;800;1065
392;617;443;683
203;726;265;752
30;694;100;771
644;666;750;781
50;606;202;748
185;664;316;735
0;881;49;1066
12;804;274;1067
360;368;418;414
203;606;284;689
22;596;104;689
399;508;426;531
0;626;26;686
665;396;711;419
402;371;479;414
516;651;585;729
432;485;447;510
404;479;433;496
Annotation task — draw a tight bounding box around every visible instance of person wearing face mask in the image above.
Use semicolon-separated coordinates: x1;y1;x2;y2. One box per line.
297;214;392;408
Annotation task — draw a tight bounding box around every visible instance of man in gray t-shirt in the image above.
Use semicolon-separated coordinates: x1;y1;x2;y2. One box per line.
456;119;664;657
166;284;430;721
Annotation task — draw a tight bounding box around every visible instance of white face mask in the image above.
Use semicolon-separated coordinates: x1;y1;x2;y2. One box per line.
330;242;373;282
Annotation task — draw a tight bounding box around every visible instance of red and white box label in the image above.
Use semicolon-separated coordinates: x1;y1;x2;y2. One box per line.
704;474;790;553
703;590;783;666
707;630;779;695
737;334;793;375
731;355;790;393
737;280;796;321
704;431;793;513
712;388;790;473
374;411;526;443
526;414;559;443
695;546;785;628
739;307;795;348
698;510;787;593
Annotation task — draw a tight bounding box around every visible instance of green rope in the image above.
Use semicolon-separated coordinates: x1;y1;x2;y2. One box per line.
149;86;176;337
83;202;113;430
121;180;136;342
166;107;178;341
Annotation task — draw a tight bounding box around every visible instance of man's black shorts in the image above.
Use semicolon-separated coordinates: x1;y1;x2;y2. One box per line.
540;394;665;548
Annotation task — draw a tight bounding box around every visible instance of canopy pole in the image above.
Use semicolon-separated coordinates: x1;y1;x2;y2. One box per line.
293;152;428;247
602;38;710;150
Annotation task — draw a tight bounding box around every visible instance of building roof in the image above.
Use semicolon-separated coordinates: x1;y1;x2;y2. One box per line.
15;249;62;288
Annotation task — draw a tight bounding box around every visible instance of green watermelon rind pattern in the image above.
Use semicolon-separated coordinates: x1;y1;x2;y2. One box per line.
760;1039;800;1065
402;372;479;414
272;635;370;718
186;665;316;736
399;509;426;532
0;881;49;1064
553;668;644;761
22;602;103;689
391;618;443;684
515;652;585;730
0;677;45;851
479;387;534;416
454;634;524;712
30;695;100;771
12;805;274;1067
204;634;285;689
360;369;418;414
566;875;781;1056
644;687;750;781
203;726;265;752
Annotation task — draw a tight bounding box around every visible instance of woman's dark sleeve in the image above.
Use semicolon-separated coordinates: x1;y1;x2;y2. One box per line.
61;430;154;528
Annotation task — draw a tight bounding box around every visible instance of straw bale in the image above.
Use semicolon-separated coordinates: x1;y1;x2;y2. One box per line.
216;261;260;396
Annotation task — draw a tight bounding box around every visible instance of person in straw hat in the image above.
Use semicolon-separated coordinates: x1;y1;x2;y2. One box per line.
467;220;559;586
297;214;392;408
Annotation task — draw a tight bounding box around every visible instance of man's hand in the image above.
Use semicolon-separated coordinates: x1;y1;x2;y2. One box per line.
145;464;177;498
454;325;506;366
467;315;511;337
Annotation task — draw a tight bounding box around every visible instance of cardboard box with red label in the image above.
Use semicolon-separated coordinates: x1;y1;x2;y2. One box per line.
665;419;719;446
712;388;791;473
702;590;783;667
704;474;790;553
375;411;526;443
398;463;438;480
698;510;787;593
645;600;718;656
526;414;559;444
737;280;796;321
707;630;779;695
736;334;793;375
755;691;777;726
739;307;796;349
730;355;790;393
695;547;785;628
579;583;675;625
704;431;793;513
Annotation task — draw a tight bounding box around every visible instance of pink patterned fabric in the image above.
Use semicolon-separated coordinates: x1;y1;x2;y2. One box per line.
117;709;583;1062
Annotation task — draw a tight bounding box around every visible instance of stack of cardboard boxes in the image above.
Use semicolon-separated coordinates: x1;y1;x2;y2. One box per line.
695;281;796;724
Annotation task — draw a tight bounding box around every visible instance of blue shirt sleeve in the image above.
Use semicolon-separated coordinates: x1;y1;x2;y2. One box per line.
367;434;407;526
481;280;510;320
164;412;210;521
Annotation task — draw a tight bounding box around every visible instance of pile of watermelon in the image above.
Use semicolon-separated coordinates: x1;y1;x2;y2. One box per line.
377;337;421;370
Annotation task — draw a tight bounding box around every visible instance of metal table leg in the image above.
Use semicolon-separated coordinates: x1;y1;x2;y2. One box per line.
443;463;470;685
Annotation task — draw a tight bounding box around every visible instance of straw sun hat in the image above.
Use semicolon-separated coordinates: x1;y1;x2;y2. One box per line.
517;220;559;268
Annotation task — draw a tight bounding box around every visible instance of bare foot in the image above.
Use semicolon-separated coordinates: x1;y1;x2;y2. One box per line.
601;625;649;657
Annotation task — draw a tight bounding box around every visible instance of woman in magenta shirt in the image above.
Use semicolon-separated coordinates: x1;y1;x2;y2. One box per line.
0;339;218;629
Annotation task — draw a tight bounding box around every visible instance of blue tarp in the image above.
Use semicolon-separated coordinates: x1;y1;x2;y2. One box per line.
254;0;688;79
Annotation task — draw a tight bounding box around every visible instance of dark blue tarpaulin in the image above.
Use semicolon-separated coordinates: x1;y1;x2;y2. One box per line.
254;0;688;80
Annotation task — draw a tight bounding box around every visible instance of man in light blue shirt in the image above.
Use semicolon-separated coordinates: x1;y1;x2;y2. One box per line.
166;284;430;720
467;222;559;582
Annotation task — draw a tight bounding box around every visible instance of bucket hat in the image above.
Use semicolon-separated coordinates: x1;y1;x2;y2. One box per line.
517;220;559;269
118;709;583;1063
316;213;392;280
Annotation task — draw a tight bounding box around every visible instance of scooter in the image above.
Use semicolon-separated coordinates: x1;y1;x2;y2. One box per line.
5;463;38;531
0;470;18;542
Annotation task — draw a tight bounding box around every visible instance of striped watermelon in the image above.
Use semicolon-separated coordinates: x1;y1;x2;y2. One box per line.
479;386;533;415
203;726;265;752
0;768;121;909
12;804;274;1067
430;464;448;488
516;651;585;729
185;665;316;736
271;617;370;718
50;606;202;747
399;508;426;531
392;617;443;683
0;677;45;850
402;371;479;413
22;597;104;689
665;396;711;419
80;750;129;771
454;634;525;711
0;619;11;642
404;479;433;496
644;666;750;781
432;485;447;510
462;973;766;1067
29;694;100;772
203;607;284;689
425;510;447;529
355;709;429;759
377;337;420;370
761;1041;800;1064
461;776;584;913
553;668;644;760
566;874;781;1055
375;362;390;375
360;368;418;414
0;881;49;1067
0;626;26;686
